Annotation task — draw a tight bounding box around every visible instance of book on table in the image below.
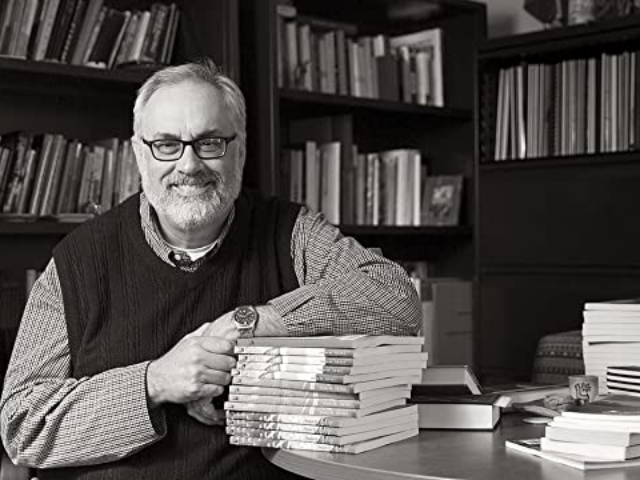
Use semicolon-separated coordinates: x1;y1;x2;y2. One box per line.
544;423;640;446
506;438;640;471
410;393;505;430
584;299;640;312
229;427;419;454
417;364;482;395
226;336;424;454
540;437;640;461
236;335;424;349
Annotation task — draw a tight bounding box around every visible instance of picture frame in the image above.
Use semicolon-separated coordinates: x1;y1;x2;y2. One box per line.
422;175;463;226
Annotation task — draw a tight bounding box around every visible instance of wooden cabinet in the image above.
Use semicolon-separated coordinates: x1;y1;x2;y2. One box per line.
239;0;485;276
476;15;640;381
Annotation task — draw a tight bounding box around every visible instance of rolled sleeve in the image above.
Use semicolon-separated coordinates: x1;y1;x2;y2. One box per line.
271;207;421;336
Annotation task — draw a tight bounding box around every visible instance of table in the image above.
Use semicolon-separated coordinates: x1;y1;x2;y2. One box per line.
263;414;640;480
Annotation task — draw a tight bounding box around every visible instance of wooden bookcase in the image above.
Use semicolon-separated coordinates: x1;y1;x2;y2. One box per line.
0;0;239;380
0;0;239;269
239;0;486;273
476;15;640;381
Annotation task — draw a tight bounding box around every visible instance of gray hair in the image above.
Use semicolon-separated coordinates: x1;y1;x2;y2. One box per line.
133;58;246;163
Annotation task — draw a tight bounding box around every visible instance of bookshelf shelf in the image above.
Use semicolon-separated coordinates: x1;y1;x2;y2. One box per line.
279;89;473;119
0;221;79;236
0;57;157;85
340;225;472;236
480;151;640;171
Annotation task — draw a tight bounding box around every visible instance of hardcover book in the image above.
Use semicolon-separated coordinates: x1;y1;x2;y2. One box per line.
506;438;640;471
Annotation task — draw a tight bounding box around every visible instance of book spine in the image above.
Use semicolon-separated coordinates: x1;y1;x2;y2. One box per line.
228;393;360;409
224;401;358;417
236;354;355;366
229;384;357;399
69;0;103;65
229;435;342;452
226;426;343;445
225;410;356;427
226;419;339;435
59;0;87;63
231;376;354;394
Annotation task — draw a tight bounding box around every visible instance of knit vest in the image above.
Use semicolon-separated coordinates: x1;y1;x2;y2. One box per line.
45;191;303;480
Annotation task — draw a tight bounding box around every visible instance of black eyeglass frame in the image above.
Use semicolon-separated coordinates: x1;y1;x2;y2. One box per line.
141;134;237;161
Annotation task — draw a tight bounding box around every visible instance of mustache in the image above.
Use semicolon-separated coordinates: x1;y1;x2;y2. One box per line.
167;170;221;187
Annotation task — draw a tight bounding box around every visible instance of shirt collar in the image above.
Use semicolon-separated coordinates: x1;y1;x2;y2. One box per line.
139;193;236;268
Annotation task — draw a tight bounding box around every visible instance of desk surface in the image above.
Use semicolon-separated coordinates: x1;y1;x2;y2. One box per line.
264;414;640;480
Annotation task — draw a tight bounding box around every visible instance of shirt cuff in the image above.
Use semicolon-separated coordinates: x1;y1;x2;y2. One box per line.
268;284;321;329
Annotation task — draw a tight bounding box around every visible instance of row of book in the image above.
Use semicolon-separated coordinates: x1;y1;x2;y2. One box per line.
508;394;640;470
224;335;426;453
0;131;140;218
0;0;180;69
277;3;443;106
582;299;640;394
492;51;640;162
282;141;463;227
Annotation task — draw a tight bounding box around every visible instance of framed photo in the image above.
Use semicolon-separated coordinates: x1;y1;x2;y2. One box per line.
422;175;463;226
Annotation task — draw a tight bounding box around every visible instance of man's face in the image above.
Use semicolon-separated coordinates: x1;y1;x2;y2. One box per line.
134;80;243;231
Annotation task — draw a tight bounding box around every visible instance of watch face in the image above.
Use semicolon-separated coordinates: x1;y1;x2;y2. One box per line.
234;306;257;327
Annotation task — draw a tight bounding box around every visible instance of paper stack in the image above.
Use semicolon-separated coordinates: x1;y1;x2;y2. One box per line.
224;335;427;454
582;299;640;394
507;395;640;470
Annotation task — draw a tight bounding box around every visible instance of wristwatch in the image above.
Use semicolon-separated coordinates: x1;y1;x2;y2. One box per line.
232;305;259;338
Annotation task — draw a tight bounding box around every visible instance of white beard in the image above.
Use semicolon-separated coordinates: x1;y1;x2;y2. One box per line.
141;165;243;231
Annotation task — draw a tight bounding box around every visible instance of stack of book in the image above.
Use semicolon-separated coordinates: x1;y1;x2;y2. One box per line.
224;335;427;454
607;366;640;397
582;299;640;393
506;395;640;470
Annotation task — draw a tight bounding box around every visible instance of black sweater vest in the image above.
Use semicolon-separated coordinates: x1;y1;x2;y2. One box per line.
46;191;302;480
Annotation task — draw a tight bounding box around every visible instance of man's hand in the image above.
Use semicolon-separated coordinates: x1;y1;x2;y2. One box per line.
146;323;236;407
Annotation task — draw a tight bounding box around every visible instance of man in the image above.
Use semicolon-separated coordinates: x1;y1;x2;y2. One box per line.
0;59;420;479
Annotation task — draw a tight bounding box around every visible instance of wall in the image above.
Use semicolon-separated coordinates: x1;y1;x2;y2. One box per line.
479;0;544;37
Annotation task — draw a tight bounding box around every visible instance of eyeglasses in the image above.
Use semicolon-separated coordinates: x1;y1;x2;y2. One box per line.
141;135;237;161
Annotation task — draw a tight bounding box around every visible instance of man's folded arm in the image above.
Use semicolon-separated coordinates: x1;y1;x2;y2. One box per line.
0;260;166;469
269;208;422;336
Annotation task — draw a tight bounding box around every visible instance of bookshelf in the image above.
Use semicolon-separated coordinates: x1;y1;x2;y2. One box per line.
0;0;240;386
0;0;239;264
239;0;486;280
476;15;640;381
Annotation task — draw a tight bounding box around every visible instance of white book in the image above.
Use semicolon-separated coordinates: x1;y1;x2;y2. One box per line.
227;419;417;446
236;352;429;366
224;397;406;418
227;413;418;437
236;335;424;349
236;360;426;375
231;368;423;384
229;427;418;454
319;141;341;224
228;384;411;401
545;425;640;446
389;28;443;106
507;438;640;471
541;437;640;461
585;299;640;312
228;389;410;409
231;376;418;394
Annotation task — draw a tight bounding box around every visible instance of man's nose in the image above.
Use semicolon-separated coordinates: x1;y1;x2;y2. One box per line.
176;145;202;173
